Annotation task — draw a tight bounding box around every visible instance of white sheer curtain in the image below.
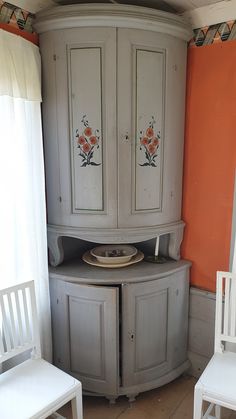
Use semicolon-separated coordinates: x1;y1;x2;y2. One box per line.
0;29;52;361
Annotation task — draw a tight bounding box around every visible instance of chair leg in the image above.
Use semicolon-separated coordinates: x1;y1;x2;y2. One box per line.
193;386;203;419
215;405;221;419
71;393;83;419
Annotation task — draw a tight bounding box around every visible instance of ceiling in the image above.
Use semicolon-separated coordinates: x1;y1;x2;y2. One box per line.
52;0;223;13
12;0;224;14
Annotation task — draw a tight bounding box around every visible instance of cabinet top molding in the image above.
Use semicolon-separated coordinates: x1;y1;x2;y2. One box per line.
35;4;192;41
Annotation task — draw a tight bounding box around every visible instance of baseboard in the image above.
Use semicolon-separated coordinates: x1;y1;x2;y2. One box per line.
187;351;210;378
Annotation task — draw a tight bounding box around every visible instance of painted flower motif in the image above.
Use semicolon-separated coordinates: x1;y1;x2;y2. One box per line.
148;144;157;155
77;135;86;145
84;127;92;137
75;115;101;167
152;137;159;146
89;136;97;145
146;127;154;138
82;143;91;153
139;116;160;167
140;137;149;146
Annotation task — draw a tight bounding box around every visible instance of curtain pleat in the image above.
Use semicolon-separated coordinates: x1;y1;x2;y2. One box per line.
0;29;41;101
0;30;51;360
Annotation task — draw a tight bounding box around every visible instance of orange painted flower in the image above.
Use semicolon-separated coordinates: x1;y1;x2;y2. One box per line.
78;136;86;145
84;127;92;137
89;136;97;145
148;144;157;155
82;143;91;153
146;127;154;138
141;137;149;145
152;137;159;146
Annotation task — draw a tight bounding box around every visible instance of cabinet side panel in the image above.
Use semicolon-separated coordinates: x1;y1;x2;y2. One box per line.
169;268;189;367
69;47;103;211
49;278;71;371
40;33;62;225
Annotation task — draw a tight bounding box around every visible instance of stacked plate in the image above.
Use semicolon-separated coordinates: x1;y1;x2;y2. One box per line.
82;244;144;268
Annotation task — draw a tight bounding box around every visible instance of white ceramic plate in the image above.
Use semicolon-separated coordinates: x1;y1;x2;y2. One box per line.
90;244;138;264
82;250;144;268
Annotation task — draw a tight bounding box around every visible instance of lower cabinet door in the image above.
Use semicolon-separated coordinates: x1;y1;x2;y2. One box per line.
122;277;173;386
50;278;119;395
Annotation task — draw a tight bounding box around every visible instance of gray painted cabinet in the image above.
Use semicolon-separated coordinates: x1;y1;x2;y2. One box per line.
35;5;192;266
49;260;190;400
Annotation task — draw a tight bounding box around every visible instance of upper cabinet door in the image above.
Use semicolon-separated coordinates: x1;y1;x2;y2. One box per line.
117;28;187;227
41;27;117;228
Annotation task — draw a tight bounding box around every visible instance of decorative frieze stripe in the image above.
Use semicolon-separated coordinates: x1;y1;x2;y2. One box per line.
0;1;38;44
189;20;236;47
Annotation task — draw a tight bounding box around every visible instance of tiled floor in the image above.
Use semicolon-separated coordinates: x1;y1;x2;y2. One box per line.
56;375;236;418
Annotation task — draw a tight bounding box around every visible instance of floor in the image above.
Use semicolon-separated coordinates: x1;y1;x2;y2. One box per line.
56;375;236;419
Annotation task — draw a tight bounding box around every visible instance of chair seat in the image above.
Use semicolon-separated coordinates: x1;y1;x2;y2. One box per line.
0;358;81;419
198;351;236;406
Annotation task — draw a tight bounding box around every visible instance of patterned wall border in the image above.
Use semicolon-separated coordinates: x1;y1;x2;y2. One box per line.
0;2;34;32
0;1;38;44
189;20;236;47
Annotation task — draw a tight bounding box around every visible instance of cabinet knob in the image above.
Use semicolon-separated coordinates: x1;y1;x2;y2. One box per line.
128;331;135;342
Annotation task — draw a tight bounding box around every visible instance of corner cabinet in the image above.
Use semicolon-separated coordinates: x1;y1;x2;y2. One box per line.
49;260;190;401
35;5;192;266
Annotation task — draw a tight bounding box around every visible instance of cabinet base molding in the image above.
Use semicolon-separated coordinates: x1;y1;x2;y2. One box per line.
80;360;191;401
47;221;185;266
119;359;191;398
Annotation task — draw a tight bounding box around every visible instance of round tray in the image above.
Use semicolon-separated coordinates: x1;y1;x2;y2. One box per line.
82;250;144;268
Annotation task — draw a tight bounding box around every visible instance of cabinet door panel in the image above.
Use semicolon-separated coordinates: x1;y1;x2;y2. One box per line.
135;289;168;370
135;48;164;212
70;47;103;211
117;28;187;227
69;295;105;377
50;278;119;395
122;278;172;386
42;28;117;228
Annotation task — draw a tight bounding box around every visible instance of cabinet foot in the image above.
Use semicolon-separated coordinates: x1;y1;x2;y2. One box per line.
126;393;139;403
106;397;117;405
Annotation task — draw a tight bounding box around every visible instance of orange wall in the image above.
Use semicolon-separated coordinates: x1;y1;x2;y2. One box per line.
181;41;236;292
0;23;38;44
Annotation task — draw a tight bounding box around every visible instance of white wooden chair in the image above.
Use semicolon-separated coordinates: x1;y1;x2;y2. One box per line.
194;271;236;419
0;280;83;419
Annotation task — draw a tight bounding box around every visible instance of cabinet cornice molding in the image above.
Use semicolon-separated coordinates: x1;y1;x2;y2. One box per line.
35;4;192;41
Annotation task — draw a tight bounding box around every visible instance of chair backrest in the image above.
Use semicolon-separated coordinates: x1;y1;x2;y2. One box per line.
215;271;236;353
0;280;41;364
